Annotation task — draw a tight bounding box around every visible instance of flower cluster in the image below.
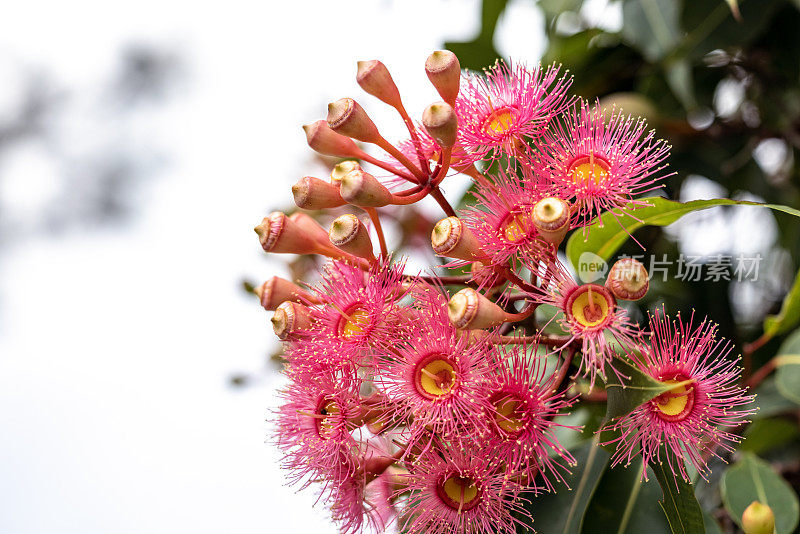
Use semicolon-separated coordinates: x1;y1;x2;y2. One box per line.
254;52;755;533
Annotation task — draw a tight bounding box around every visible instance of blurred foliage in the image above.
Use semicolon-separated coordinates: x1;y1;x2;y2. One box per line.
446;0;800;532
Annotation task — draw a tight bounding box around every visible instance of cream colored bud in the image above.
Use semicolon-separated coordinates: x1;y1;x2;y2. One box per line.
303;120;363;158
356;60;403;109
422;101;458;147
292;176;346;210
447;288;506;330
256;277;317;311
327;98;381;143
431;217;482;260
329;214;376;262
331;160;362;186
271;301;312;340
425;50;460;105
742;501;775;534
606;258;649;301
339;169;394;208
532;197;570;244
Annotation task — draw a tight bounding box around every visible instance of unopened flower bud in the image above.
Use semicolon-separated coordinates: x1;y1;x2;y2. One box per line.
425;50;460;106
271;301;312;340
532;197;570;245
255;212;323;255
327;98;381;144
292;176;346;210
356;60;403;109
339;169;393;208
447;288;506;330
329;214;376;262
303;120;363;158
742;501;775;534
331;160;362;186
288;212;333;245
256;277;317;311
422;101;458;148
431;217;482;261
470;261;505;288
606;258;649;301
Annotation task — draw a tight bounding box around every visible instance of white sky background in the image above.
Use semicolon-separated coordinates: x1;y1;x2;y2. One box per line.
0;1;547;533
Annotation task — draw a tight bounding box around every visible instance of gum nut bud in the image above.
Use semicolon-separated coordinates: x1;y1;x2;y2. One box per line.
422;101;458;147
303;120;363;158
425;50;460;105
339;169;393;208
255;277;317;311
254;212;320;255
532;197;570;244
288;212;332;245
327;98;381;143
431;217;481;260
271;301;311;340
329;214;375;261
292;176;346;210
447;288;506;330
331;160;362;186
606;258;649;301
471;261;505;288
742;501;775;534
356;60;403;109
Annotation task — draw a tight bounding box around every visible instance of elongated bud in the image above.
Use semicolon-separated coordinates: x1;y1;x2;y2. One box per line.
288;212;332;245
356;60;403;109
606;258;649;301
255;212;322;254
327;98;381;143
329;214;376;261
447;288;506;330
532;197;570;245
331;160;362;186
339;169;393;207
256;277;317;311
271;301;312;340
742;501;775;534
425;50;460;106
303;120;363;158
471;261;505;288
431;217;482;260
422;101;458;147
292;176;346;210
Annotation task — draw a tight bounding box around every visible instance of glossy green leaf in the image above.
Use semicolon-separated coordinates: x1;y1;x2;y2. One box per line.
764;268;800;338
582;459;671;534
621;0;681;61
521;438;610;533
720;452;800;534
650;448;705;534
605;357;686;422
740;418;800;455
566;197;800;269
775;328;800;404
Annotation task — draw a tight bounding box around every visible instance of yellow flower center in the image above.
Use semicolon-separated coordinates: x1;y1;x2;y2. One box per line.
339;306;370;339
414;355;458;400
484;107;516;135
315;399;341;439
437;475;481;511
500;210;533;243
652;378;695;421
568;155;610;186
491;393;528;435
567;284;612;329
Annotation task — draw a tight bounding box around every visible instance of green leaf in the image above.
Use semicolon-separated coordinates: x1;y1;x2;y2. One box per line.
605;357;687;421
521;438;610;533
650;447;705;534
621;0;681;61
775;328;800;404
565;197;800;269
444;0;507;70
702;511;724;534
752;377;799;418
720;452;800;534
663;58;696;110
764;268;800;338
582;459;671;534
740;418;800;455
